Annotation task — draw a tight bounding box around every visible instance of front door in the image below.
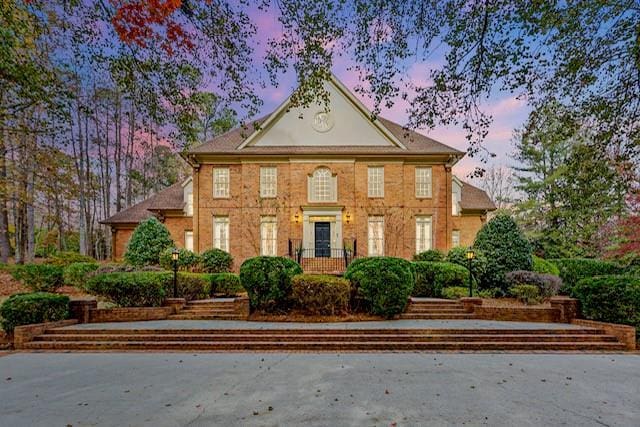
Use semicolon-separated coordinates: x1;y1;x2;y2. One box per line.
314;222;331;257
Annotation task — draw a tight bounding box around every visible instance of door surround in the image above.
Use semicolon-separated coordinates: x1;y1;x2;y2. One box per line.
302;206;343;254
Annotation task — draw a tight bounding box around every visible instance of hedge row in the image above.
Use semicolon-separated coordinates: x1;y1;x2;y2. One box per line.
552;258;622;290
412;261;469;297
0;293;69;332
291;274;350;315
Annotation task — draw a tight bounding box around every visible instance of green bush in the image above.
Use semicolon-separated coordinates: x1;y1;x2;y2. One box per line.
571;275;640;332
94;263;164;275
474;214;533;292
200;248;233;273
12;264;64;292
124;217;174;266
446;246;489;285
0;293;69;332
441;286;469;300
63;262;99;288
239;256;302;311
291;274;350;315
159;247;201;272
532;255;561;276
344;257;414;318
412;261;469;297
211;273;243;297
413;249;444;262
166;272;211;301
552;258;622;291
509;284;543;305
85;272;169;307
44;251;96;267
504;270;562;298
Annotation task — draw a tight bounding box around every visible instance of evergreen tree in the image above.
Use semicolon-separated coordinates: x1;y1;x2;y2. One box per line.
124;218;174;266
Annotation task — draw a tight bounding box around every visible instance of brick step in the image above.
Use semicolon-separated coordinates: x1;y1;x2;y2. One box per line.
33;333;620;343
179;309;239;314
409;300;461;305
45;328;605;336
168;314;245;320
23;340;627;352
183;304;238;309
399;313;477;319
405;308;468;313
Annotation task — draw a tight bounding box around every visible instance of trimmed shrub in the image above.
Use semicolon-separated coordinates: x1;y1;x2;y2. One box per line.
166;272;211;301
441;286;469;300
0;293;69;332
124;217;174;266
201;248;233;273
211;273;243;297
474;214;533;292
63;262;99;288
344;256;414;318
509;284;543;305
413;249;445;262
94;263;164;275
571;275;640;332
505;270;562;298
532;255;560;276
446;246;489;285
412;261;470;297
44;251;96;267
552;258;622;291
291;274;350;315
159;247;201;272
239;256;302;311
12;264;64;292
85;272;169;307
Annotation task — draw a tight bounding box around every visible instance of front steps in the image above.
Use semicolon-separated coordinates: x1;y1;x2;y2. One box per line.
24;327;627;352
168;299;247;320
400;298;476;319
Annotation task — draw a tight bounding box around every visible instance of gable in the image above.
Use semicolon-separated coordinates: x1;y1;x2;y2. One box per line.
245;78;404;149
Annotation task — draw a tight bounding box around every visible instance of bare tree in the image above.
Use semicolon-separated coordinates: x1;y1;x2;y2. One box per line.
478;166;517;210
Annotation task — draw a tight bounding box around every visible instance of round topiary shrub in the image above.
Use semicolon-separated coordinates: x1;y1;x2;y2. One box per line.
291;274;350;315
124;217;174;266
344;256;415;318
446;246;489;285
63;262;99;288
0;292;70;332
532;255;560;276
201;248;233;273
413;249;445;262
473;214;533;293
211;273;243;297
11;264;64;292
159;247;201;272
239;256;302;312
412;261;470;297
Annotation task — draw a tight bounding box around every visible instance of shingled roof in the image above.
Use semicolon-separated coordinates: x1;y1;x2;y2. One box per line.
460;181;496;211
101;182;184;225
187;115;464;156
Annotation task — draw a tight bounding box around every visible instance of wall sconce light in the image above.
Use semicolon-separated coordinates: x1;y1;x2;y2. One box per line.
345;212;352;224
294;212;301;224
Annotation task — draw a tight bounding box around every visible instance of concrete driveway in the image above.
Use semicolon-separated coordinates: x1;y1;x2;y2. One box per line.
0;352;639;426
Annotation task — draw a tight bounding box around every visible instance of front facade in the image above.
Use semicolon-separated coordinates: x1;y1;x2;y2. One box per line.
103;76;495;271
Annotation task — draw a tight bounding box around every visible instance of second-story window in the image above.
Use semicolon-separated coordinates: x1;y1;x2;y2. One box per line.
308;167;337;202
213;167;229;198
186;193;193;216
415;167;432;198
368;166;384;198
260;166;277;198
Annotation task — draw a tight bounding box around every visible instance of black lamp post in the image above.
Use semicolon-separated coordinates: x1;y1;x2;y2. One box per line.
171;248;179;298
466;247;475;297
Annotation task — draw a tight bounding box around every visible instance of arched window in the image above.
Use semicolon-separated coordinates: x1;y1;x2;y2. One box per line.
308;167;337;202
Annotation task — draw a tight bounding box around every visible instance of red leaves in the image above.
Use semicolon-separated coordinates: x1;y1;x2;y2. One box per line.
110;0;193;55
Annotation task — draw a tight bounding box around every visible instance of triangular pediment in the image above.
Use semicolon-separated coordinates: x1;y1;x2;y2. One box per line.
238;75;406;150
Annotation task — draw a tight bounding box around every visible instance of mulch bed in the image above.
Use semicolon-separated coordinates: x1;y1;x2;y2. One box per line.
249;310;384;323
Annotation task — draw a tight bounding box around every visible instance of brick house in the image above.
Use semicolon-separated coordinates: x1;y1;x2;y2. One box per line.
102;76;495;272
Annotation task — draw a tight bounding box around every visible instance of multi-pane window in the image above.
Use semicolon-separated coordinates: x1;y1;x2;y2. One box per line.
184;231;194;251
308;168;336;202
367;216;384;256
260;216;277;256
368;166;384;198
213;168;230;198
186;193;194;216
452;230;461;248
415;167;432;198
416;216;432;253
260;166;277;198
213;217;229;251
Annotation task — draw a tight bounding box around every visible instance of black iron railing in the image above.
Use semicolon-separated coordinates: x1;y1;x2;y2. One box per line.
288;239;357;274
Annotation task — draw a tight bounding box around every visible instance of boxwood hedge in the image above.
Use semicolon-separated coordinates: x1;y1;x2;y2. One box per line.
12;264;64;292
291;274;350;315
0;292;69;332
552;258;622;291
239;256;302;311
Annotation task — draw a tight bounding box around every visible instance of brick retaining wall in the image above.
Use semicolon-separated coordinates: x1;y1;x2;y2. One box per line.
89;307;173;323
572;319;636;350
473;306;561;323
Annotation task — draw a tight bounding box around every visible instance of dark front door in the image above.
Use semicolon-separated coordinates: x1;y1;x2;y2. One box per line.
314;222;331;257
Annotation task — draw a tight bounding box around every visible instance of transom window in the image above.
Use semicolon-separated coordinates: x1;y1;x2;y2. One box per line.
213;216;229;251
415;167;432;198
260;166;277;198
308;167;337;202
260;216;277;256
368;216;384;256
368;166;384;198
416;216;432;253
213;168;230;198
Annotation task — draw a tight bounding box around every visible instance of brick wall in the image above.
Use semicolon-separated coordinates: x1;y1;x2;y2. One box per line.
111;216;194;260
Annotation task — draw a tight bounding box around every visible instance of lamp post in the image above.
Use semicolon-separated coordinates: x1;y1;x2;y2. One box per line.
171;248;179;298
466;247;475;297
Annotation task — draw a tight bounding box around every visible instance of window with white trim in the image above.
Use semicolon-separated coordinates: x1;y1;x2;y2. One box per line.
452;230;461;247
213;216;229;251
184;231;194;251
368;216;384;256
416;216;432;253
185;193;193;216
415;167;432;198
260;166;277;198
368;166;384;198
308;168;337;202
452;182;462;215
213;168;229;198
260;216;277;256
